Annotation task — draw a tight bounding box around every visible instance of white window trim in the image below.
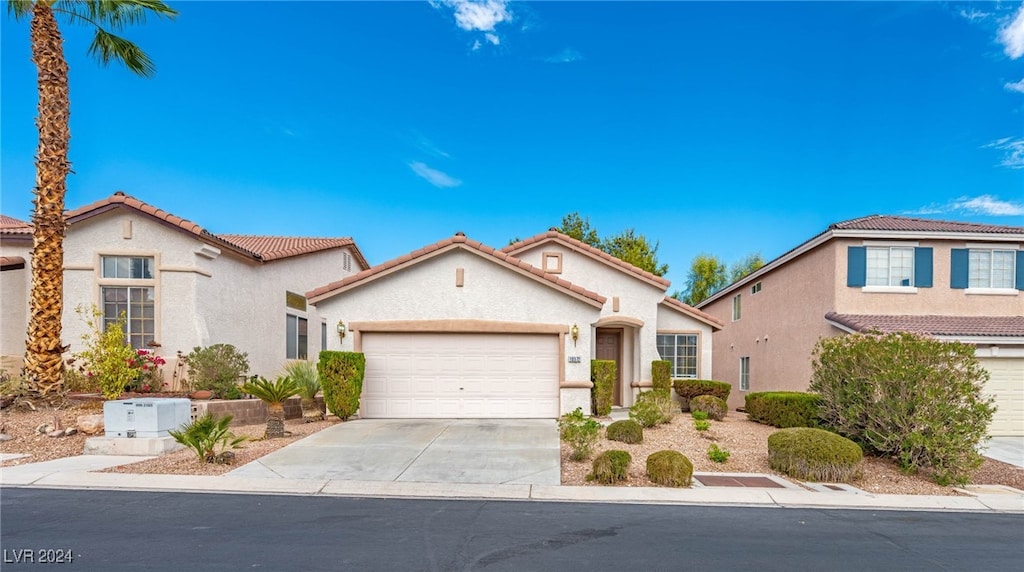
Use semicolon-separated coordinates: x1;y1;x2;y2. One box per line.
967;248;1016;290
655;332;700;379
862;240;920;247
739;356;750;392
861;285;919;294
965;287;1018;296
732;294;741;321
865;246;915;288
96;252;159;349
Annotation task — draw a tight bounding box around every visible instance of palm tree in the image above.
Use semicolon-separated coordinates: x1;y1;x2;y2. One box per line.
241;376;300;439
283;360;322;421
8;1;177;401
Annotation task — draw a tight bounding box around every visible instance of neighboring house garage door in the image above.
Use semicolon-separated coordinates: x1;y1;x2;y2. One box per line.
360;333;559;418
978;357;1024;437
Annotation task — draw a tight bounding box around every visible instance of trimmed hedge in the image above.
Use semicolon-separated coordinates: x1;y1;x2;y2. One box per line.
745;392;822;428
630;391;673;427
589;450;632;484
767;427;863;483
318;351;365;421
651;360;672;395
646;450;693;487
672;379;731;411
606;419;644;444
591;360;616;416
690;395;727;421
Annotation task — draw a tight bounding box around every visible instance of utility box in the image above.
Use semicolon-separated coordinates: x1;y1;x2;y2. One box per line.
104;398;191;438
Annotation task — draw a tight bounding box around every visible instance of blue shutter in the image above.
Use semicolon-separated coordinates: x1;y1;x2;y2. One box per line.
914;247;932;288
847;246;866;287
950;249;969;289
1017;251;1024;290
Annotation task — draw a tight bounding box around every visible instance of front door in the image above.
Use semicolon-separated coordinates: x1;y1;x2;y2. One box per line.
595;328;622;406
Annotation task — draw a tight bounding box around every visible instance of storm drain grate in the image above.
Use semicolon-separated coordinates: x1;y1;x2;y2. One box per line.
694;475;785;488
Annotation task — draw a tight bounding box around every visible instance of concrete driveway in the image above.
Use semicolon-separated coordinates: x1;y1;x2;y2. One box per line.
227;419;561;485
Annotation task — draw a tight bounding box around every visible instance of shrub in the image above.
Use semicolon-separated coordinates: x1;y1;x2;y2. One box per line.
690;395;727;421
646;450;693;487
168;413;247;463
673;379;731;411
606;419;644;444
651;360;672;394
691;411;709;421
71;306;140;400
708;443;730;463
745;391;822;428
693;419;710;432
809;332;995;485
559;407;603;461
240;376;300;438
284;360;322;421
185;344;249;399
591;360;616;416
767;427;863;483
318;351;365;421
629;391;673;427
588;450;631;484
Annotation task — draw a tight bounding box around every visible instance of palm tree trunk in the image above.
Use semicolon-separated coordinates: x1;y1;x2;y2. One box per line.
266;403;286;438
23;3;71;401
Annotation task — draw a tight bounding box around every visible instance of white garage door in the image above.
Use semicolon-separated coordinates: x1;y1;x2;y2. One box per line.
360;333;559;418
979;357;1023;437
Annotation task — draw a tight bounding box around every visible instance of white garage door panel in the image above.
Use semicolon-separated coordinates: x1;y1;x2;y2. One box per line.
361;333;559;418
979;357;1023;437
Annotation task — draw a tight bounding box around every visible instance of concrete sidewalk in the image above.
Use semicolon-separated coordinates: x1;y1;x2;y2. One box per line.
2;455;1021;514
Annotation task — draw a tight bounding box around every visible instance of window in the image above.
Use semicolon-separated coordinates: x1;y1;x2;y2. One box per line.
740;357;750;391
732;294;741;321
286;314;308;359
866;246;914;287
656;334;698;378
751;282;762;294
321;321;328;352
969;250;1015;289
99;255;155;349
542;252;563;274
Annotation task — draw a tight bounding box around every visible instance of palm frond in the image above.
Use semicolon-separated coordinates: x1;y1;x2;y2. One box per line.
6;0;34;20
87;28;155;76
282;361;320;400
241;376;301;407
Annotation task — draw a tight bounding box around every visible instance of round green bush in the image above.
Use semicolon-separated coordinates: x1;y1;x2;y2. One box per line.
744;391;822;428
767;427;863;483
646;450;693;487
589;450;632;484
606;419;644;444
690;395;727;421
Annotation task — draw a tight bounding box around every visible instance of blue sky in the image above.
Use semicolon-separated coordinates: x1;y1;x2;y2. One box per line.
2;1;1023;290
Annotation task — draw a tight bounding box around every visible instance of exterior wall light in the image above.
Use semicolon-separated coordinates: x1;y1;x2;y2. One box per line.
570;323;579;346
336;320;346;340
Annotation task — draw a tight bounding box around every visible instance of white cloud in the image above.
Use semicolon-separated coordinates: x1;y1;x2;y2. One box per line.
1005;78;1024;92
485;32;500;46
998;3;1024;59
541;47;584;64
984;136;1024;169
959;8;991;22
409;161;462;188
433;0;512;48
906;194;1024;217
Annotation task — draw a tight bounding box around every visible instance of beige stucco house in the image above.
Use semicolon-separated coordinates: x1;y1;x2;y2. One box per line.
697;215;1024;436
0;192;369;381
308;230;722;419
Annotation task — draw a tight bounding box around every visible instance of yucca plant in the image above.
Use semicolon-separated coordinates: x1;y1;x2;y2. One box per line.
241;375;300;438
168;413;246;464
283;360;322;421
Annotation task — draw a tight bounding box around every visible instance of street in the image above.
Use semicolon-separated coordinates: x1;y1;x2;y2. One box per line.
0;488;1021;571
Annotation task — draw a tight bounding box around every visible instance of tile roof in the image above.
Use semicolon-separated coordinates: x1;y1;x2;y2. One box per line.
308;233;607;307
503;230;671;289
0;256;26;270
829;214;1024;234
825;312;1024;338
0;214;32;236
660;296;725;330
65;192;364;265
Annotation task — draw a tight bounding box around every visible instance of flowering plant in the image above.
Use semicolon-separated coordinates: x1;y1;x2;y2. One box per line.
129;349;167;393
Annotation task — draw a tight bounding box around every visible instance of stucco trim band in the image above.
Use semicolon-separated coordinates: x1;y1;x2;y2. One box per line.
560;380;594;389
593;315;645;328
160;266;213;277
348;319;570;334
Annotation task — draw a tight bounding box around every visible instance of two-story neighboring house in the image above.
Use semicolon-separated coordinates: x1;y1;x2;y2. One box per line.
0;192;370;382
697;215;1024;436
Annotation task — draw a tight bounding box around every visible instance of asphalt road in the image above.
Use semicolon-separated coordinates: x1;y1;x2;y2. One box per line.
1;488;1021;571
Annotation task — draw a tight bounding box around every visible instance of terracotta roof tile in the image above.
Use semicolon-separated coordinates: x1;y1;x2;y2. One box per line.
660;296;725;330
825;312;1024;337
830;214;1024;234
0;256;26;270
0;214;32;235
216;235;363;264
503;230;671;289
308;233;607;307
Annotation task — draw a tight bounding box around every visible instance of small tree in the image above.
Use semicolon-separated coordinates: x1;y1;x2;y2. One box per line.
185;344;249;399
677;254;727;305
318;351;365;421
241;376;300;438
809;332;995;485
72;305;139;400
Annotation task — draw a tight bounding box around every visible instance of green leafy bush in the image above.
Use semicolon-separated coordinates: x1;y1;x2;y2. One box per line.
693;419;710;432
591;360;616;416
708;443;730;463
690;395;727;421
646;450;693;487
588;450;632;484
606;419;644;444
745;391;822;428
318;351;365;421
168;413;247;463
691;411;709;421
673;379;731;411
629;391;673;427
767;427;863;483
240;376;300;438
71;305;140;400
809;332;995;485
284;360;322;420
651;360;672;394
559;407;603;461
185;344;249;399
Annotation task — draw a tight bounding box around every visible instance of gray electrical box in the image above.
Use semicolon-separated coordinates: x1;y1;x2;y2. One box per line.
104;398;191;438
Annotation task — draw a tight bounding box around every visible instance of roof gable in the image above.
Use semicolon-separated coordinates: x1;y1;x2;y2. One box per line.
307;233;606;308
0;214;32;237
659;296;725;330
825;312;1024;339
831;214;1024;234
503;230;670;290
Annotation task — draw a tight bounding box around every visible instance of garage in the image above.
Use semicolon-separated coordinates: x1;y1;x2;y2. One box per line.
979;357;1024;437
360;332;560;419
